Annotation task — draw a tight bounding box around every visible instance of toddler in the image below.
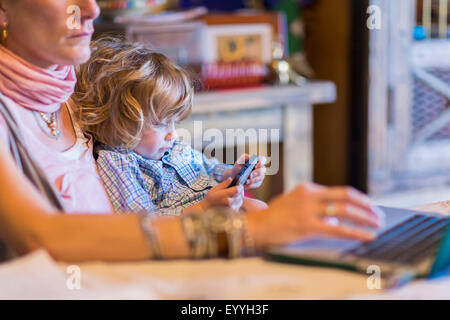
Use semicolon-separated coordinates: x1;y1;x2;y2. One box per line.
72;38;267;215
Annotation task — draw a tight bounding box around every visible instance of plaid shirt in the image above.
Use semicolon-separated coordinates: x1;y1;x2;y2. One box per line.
96;141;232;215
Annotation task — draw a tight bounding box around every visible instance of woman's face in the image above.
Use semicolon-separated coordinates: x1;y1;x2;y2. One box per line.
0;0;100;68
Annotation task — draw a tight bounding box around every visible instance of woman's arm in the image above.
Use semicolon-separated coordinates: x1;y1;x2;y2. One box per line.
42;213;190;262
0;138;381;262
0;138;190;262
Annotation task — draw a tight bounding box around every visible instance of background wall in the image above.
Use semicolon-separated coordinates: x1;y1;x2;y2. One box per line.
303;0;353;186
303;0;369;190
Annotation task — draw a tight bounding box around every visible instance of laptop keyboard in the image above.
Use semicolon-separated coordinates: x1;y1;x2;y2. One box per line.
345;214;450;265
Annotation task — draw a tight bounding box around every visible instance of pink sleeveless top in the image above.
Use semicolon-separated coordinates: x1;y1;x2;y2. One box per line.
0;94;113;214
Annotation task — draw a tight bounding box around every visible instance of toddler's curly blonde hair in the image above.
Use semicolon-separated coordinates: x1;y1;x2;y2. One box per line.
72;37;193;149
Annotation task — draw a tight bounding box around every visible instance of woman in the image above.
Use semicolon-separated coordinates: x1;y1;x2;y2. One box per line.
0;0;381;262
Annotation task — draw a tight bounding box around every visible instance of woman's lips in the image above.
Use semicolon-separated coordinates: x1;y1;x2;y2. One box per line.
68;32;93;39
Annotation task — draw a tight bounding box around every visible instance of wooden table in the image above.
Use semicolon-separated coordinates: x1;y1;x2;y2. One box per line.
178;82;337;191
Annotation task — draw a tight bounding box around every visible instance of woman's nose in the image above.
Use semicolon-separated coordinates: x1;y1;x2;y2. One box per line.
78;0;101;21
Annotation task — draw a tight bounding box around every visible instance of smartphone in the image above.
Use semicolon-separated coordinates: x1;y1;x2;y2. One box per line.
229;155;260;188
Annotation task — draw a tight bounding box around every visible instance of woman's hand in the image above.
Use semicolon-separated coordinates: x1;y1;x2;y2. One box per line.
198;178;244;212
224;154;267;190
247;183;384;250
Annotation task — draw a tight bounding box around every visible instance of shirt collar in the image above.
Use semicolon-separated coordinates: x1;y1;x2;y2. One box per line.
103;141;206;188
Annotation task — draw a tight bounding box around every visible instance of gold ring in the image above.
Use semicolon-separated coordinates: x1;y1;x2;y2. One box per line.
325;203;337;217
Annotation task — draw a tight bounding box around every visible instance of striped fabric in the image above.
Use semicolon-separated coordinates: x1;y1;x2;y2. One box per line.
96;140;232;215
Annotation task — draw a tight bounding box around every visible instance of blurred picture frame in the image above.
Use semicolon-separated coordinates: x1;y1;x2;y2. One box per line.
201;23;273;63
201;11;289;58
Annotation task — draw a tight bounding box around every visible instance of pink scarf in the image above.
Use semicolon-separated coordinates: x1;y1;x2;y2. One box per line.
0;45;76;113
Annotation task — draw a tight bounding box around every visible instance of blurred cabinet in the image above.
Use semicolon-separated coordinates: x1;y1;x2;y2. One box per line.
368;0;450;195
94;21;204;66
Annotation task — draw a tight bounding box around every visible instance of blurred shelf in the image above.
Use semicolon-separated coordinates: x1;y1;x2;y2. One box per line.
179;81;337;191
193;82;337;114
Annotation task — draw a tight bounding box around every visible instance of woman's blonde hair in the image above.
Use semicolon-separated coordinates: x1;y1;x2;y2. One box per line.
72;37;193;149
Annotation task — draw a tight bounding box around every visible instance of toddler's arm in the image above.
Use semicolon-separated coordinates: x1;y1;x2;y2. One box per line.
199;151;233;183
182;178;244;214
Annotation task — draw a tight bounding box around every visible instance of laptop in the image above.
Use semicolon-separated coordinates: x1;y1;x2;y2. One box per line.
265;206;450;279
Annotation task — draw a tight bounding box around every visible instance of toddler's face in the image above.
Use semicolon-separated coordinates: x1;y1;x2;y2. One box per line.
134;122;177;160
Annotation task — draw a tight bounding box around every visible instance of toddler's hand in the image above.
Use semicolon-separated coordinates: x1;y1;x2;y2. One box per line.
200;178;244;211
231;154;267;190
